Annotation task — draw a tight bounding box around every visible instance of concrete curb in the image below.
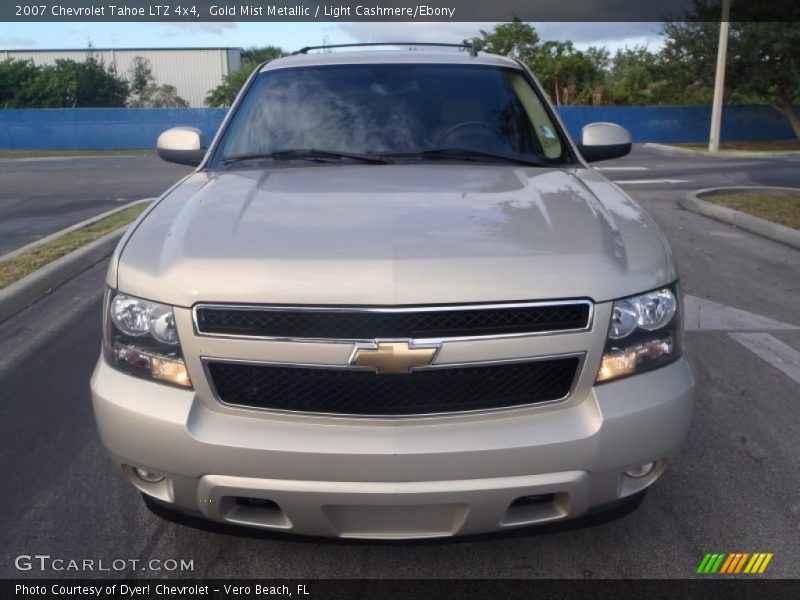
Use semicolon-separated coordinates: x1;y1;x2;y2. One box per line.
679;186;800;251
0;198;153;263
0;226;128;324
645;142;800;158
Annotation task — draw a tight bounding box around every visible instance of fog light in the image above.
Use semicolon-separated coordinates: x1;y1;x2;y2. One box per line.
625;462;655;478
134;468;165;483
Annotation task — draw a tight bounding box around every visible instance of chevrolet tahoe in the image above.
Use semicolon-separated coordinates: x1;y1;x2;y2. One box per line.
90;44;695;539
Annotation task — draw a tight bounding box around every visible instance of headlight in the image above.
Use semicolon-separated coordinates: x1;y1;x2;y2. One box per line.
104;290;192;388
596;284;682;384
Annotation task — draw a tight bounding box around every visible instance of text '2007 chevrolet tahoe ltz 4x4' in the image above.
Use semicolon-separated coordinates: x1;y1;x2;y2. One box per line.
90;44;695;539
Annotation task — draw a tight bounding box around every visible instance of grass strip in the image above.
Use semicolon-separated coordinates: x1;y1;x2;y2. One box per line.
703;191;800;230
0;203;150;290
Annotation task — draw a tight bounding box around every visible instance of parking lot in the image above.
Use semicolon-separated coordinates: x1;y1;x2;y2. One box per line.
0;155;191;255
0;145;798;578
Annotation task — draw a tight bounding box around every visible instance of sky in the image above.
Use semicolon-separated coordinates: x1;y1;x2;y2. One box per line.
1;22;664;54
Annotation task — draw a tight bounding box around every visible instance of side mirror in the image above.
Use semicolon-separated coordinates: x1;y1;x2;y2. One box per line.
156;127;206;166
577;122;632;163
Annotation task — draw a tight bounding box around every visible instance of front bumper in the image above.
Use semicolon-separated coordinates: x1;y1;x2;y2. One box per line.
91;355;695;538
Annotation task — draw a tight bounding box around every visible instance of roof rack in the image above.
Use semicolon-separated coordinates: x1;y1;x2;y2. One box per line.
291;42;479;58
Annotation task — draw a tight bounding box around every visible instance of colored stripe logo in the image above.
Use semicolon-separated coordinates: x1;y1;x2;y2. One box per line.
696;552;773;574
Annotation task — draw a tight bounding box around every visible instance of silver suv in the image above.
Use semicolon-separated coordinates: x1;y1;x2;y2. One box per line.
91;44;695;539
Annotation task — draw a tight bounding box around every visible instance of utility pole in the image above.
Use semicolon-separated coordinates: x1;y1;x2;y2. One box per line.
709;0;732;152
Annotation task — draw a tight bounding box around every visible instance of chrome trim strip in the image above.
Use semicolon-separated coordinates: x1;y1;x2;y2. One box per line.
191;300;595;344
200;352;586;419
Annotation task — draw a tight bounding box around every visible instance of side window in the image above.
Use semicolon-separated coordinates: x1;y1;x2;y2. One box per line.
507;72;563;160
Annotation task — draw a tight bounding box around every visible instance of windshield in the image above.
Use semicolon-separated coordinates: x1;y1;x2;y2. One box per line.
213;63;571;167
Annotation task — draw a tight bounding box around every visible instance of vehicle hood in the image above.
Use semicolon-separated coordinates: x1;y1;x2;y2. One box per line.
113;164;675;307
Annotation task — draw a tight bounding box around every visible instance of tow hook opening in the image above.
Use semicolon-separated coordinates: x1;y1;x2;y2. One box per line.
502;492;569;527
235;497;282;511
222;496;292;530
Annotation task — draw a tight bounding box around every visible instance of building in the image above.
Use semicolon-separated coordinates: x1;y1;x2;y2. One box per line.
1;47;242;107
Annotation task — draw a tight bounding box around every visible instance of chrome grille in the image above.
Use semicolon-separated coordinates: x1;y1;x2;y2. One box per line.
205;356;582;416
194;301;592;341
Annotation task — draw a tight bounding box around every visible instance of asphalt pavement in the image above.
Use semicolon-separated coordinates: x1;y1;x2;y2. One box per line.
0;145;798;578
0;155;192;256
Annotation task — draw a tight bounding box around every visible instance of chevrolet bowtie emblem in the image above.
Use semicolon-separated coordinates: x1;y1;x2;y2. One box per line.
351;341;439;374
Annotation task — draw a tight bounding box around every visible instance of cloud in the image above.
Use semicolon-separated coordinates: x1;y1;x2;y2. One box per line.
337;22;497;44
533;22;662;44
161;22;237;36
0;37;36;47
336;21;662;49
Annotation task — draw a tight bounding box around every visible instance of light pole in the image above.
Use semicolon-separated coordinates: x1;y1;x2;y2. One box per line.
709;0;732;152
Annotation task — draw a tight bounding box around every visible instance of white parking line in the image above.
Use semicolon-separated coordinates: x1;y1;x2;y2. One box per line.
729;332;800;385
595;166;649;171
684;295;799;331
613;179;690;185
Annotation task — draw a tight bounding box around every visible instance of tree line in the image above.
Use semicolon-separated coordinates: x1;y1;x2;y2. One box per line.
461;18;798;137
0;53;188;108
1;2;797;138
202;17;798;138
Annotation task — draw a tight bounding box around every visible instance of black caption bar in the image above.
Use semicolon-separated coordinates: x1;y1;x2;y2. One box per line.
4;0;800;22
5;579;800;600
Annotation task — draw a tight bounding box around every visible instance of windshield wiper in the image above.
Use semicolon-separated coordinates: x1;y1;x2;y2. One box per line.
379;148;545;167
222;149;391;165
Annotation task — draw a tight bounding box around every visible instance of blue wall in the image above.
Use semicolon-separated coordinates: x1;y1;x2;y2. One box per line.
0;105;796;150
0;108;227;150
557;104;798;143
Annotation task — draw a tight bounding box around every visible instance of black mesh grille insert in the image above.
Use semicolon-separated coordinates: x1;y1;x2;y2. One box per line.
207;357;580;416
195;303;590;340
